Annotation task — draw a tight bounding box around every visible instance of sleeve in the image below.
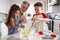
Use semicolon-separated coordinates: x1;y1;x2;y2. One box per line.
42;13;48;18
32;14;37;20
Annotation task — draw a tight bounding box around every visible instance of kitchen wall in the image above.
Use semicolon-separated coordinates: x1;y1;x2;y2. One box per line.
52;5;60;13
47;4;60;19
10;0;48;13
0;0;10;21
0;0;10;13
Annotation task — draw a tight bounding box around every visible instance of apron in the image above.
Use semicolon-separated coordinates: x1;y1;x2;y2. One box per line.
33;14;45;31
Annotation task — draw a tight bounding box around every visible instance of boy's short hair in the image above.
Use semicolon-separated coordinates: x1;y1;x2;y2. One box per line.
22;1;30;6
34;2;42;7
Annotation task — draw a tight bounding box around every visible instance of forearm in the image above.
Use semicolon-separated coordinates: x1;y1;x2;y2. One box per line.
33;18;50;22
32;18;36;23
11;26;20;29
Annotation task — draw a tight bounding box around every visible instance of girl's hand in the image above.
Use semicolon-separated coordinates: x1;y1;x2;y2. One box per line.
20;25;25;28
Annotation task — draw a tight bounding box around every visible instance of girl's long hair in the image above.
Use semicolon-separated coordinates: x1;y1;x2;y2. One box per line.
6;4;20;24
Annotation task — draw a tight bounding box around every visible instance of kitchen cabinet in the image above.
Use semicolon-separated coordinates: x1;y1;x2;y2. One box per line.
48;0;60;6
47;0;60;13
53;20;60;36
0;0;10;14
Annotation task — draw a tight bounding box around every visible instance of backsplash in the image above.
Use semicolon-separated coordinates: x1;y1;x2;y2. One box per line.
0;13;8;22
47;12;60;19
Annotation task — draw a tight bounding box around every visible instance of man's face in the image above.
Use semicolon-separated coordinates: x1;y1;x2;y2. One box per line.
34;6;42;13
21;3;29;12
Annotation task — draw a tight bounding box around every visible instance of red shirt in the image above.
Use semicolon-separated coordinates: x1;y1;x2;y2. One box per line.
33;13;48;18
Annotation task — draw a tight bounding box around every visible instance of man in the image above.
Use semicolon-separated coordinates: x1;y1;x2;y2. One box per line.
20;1;30;23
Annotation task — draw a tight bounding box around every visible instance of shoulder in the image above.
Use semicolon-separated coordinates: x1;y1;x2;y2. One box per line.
41;13;48;18
33;14;38;17
41;13;46;15
10;17;14;21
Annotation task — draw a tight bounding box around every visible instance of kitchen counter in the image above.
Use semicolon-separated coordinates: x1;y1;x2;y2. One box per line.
0;31;59;40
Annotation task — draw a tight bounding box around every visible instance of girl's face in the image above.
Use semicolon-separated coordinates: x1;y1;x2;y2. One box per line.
14;10;20;17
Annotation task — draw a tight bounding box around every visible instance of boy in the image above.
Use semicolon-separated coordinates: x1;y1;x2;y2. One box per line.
32;2;49;31
32;2;49;23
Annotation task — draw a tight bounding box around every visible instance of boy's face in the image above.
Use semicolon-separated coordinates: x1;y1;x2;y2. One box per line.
34;6;42;13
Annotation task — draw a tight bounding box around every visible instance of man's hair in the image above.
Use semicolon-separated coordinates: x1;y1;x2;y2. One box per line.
34;2;42;7
22;1;30;6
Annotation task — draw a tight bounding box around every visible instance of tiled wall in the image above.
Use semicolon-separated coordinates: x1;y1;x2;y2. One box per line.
0;13;8;22
0;13;4;21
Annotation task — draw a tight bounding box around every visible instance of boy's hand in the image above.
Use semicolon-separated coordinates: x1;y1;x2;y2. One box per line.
32;18;36;23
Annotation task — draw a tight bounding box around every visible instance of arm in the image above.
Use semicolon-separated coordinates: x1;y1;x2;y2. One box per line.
32;15;37;23
36;18;51;22
40;13;50;22
10;18;24;29
32;13;50;22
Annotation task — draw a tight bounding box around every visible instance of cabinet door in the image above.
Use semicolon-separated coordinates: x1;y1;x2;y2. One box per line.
54;20;60;36
51;0;57;3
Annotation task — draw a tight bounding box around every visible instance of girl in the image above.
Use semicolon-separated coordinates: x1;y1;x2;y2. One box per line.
6;4;24;35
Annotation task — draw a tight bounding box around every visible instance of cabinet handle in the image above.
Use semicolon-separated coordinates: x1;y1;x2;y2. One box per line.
59;23;60;30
